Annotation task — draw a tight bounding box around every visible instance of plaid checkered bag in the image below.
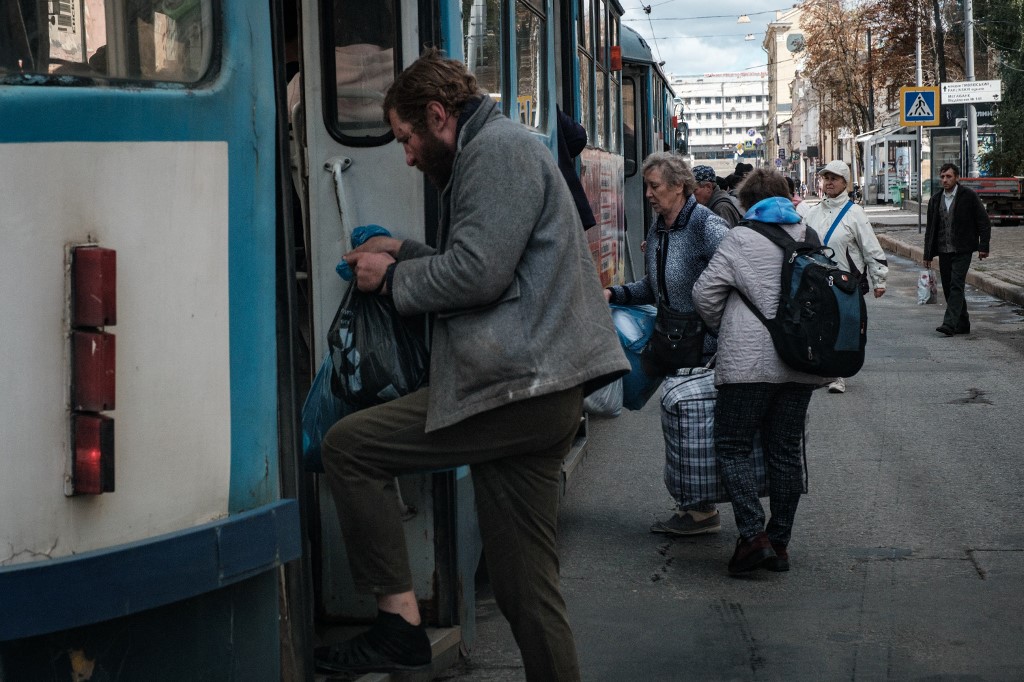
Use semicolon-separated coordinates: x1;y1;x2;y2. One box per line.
660;368;769;507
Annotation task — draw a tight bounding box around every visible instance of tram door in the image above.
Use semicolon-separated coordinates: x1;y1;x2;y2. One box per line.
291;0;481;639
621;65;649;281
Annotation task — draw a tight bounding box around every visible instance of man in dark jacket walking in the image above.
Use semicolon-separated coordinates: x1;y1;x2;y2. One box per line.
924;163;991;336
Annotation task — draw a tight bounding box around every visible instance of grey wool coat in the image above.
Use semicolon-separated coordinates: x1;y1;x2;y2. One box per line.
391;97;629;431
691;223;823;387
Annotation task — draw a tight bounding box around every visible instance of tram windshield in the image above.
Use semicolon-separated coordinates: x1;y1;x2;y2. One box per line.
0;0;214;83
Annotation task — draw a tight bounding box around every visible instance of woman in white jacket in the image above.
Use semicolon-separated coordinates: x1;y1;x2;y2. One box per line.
692;169;820;574
798;160;888;393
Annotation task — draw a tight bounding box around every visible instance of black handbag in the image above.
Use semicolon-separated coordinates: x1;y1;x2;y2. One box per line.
641;208;706;376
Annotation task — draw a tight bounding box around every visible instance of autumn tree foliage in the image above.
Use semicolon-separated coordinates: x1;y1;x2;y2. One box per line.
800;0;971;134
974;0;1024;175
799;0;874;135
801;0;1023;175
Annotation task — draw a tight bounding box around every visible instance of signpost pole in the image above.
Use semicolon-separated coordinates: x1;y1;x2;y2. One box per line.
916;8;924;233
965;0;979;176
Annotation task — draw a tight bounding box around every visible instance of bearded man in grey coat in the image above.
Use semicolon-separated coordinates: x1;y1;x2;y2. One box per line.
315;48;628;680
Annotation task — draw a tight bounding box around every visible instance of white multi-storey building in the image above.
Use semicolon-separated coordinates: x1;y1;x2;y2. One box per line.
672;72;769;176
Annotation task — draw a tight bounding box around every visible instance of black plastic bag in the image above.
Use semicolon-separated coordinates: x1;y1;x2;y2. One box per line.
328;286;429;411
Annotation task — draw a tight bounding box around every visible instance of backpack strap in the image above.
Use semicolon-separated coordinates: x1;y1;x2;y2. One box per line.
741;219;820;248
732;220;813;326
734;287;771;325
822;200;854;246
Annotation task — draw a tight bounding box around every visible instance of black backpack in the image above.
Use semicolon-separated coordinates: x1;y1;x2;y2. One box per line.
734;220;867;378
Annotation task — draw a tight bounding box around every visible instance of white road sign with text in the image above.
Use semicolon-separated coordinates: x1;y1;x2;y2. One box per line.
941;80;1002;104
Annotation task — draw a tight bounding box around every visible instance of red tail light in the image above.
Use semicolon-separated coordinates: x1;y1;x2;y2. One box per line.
72;247;116;327
69;245;116;496
610;46;622;72
72;331;116;412
72;414;115;494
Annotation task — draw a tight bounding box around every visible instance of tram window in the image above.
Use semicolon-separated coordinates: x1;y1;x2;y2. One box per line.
1;0;214;83
609;77;620;153
595;69;606;149
622;77;636;176
577;52;592;139
324;0;398;142
514;1;547;130
595;1;605;66
578;0;591;54
464;0;503;107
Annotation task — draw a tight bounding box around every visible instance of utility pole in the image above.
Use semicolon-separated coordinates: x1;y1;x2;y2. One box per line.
867;28;875;130
965;0;979;176
916;0;924;231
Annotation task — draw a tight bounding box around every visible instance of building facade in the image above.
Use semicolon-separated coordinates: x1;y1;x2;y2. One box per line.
672;72;769;177
762;6;805;166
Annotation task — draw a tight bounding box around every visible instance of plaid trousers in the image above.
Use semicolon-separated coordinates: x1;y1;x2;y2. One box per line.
715;382;813;544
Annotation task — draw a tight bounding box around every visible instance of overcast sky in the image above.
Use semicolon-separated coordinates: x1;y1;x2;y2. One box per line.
621;1;802;77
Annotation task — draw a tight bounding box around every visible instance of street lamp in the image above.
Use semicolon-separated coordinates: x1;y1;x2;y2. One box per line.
737;14;751;23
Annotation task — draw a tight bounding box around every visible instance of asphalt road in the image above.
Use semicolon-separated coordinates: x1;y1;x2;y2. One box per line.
439;253;1024;681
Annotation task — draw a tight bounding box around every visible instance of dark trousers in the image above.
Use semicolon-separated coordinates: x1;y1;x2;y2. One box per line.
938;251;973;331
715;382;814;545
321;386;583;682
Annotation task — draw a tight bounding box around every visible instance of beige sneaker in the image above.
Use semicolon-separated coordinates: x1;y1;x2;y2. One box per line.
650;509;721;536
828;377;846;394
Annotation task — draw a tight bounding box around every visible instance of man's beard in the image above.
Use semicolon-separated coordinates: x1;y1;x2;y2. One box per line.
417;129;456;189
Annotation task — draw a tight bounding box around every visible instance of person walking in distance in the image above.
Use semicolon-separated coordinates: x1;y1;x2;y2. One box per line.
315;48;628;680
798;160;888;394
924;163;991;336
692;164;742;227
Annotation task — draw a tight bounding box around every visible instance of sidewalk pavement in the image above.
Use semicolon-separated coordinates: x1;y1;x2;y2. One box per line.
805;199;1024;307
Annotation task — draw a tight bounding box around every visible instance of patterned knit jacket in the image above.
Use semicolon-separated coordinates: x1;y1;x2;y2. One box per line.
608;194;729;356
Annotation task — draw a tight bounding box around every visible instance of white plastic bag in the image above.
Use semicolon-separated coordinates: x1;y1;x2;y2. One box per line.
583;378;623;418
917;270;937;305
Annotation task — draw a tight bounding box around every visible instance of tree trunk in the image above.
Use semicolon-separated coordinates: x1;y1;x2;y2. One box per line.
932;0;947;82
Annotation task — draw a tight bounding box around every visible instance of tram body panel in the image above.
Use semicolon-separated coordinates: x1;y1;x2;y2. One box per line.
0;141;233;562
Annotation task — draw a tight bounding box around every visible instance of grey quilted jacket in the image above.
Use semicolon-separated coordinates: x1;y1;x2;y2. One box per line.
692;222;823;387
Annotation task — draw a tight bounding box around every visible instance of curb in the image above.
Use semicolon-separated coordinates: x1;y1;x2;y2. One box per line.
876;234;1024;308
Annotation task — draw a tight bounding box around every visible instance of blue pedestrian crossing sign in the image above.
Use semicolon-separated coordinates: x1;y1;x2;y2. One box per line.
899;86;940;126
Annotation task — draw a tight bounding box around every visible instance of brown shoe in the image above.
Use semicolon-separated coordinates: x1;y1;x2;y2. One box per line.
764;542;790;572
728;532;776;574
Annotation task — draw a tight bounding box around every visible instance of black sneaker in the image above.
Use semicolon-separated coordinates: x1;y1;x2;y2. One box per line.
936;325;955;337
650;509;721;536
315;611;432;674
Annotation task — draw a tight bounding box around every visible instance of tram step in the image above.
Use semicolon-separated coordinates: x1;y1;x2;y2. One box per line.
315;626;461;682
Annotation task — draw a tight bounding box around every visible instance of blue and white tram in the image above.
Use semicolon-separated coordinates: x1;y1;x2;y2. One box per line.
1;0;647;677
0;2;306;680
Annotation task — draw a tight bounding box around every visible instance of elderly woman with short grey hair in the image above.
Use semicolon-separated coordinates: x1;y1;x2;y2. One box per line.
604;152;729;537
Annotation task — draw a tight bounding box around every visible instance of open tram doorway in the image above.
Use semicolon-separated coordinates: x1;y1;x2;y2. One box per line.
273;0;480;675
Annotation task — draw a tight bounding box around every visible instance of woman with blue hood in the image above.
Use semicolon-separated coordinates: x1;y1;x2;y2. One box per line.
692;169;821;575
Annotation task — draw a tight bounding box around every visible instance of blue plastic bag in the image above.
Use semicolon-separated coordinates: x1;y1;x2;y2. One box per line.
610;304;660;410
335;224;393;281
301;352;350;473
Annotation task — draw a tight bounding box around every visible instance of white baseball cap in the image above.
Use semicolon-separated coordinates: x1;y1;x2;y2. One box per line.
817;160;851;184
